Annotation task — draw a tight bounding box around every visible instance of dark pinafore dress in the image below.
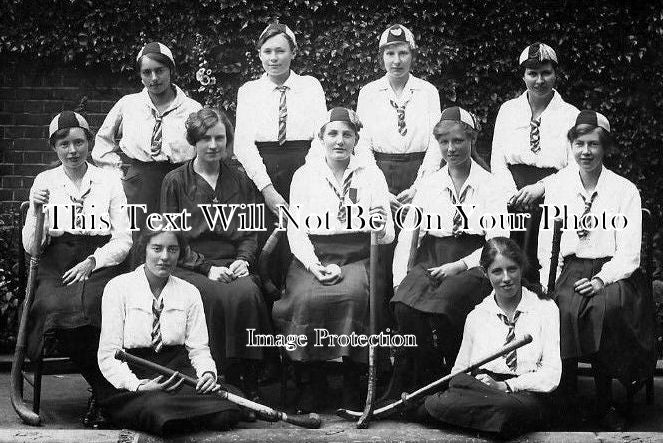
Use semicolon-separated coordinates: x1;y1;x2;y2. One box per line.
555;256;657;384
27;234;127;360
391;234;492;359
97;345;241;435
272;233;372;363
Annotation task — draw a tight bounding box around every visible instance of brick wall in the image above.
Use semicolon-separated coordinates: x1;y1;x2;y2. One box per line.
0;57;135;227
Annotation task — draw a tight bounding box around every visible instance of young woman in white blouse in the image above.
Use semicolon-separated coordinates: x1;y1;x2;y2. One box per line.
23;111;132;402
97;228;242;436
93;42;201;236
356;24;442;212
530;110;656;430
272;108;394;413
491;42;579;283
385;107;508;401
417;237;560;438
233;23;327;217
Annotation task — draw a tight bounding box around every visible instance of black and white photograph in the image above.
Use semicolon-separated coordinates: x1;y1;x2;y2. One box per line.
1;0;662;441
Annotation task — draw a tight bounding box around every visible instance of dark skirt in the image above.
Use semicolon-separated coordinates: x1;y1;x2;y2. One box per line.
508;164;558;284
373;151;425;196
424;372;549;436
257;140;312;289
27;233;127;360
272;232;372;363
257;140;311;203
98;345;241;435
173;238;272;367
555;255;657;384
391;235;491;318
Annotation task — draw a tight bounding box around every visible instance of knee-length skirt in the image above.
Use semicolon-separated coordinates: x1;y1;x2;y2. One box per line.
27;233;127;360
98;345;241;435
555;255;657;384
272;232;373;363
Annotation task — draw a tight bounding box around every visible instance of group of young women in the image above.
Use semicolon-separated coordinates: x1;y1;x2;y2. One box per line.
20;21;656;437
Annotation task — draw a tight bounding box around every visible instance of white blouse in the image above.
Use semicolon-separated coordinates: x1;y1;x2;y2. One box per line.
392;160;509;287
356;74;442;186
92;85;202;171
22;163;132;270
234;71;328;191
491;90;579;196
452;287;561;393
287;150;395;270
538;165;641;287
98;266;217;391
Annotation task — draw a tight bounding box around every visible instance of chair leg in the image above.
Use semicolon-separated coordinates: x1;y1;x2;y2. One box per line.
33;354;44;415
280;351;288;408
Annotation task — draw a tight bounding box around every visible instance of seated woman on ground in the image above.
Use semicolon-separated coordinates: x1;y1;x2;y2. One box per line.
415;237;560;438
272;107;394;413
97;227;245;436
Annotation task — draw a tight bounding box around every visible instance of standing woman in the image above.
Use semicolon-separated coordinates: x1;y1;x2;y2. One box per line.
387;107;508;399
356;24;442;211
419;237;560;438
234;22;327;218
23;111;132;399
273;108;394;412
491;43;579;282
537;110;656;430
97;228;242;436
160;108;271;401
93;42;201;236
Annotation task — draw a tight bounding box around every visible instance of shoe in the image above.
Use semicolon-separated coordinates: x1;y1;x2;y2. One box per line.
82;392;113;429
599;406;627;431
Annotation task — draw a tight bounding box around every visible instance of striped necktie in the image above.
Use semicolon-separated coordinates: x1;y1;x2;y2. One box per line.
150;107;176;160
447;186;470;237
529;117;541;154
389;99;408;136
577;191;598;240
69;187;91;230
151;296;164;353
276;86;288;145
327;171;354;224
498;310;521;371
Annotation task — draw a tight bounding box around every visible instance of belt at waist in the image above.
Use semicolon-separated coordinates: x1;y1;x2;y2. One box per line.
125;157;180;167
50;232;111;246
373;151;426;162
256;140;312;151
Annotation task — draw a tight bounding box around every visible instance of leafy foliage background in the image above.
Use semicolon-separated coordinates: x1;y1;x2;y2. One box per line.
0;0;660;207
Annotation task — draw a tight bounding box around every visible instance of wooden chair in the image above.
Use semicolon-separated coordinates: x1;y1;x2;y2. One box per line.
11;201;95;425
547;208;656;412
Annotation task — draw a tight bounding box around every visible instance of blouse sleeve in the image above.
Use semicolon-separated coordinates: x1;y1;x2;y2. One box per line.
185;287;217;379
97;277;143;392
92;97;125;174
287;169;320;270
450;311;475;373
594;183;642;285
233;84;273;192
233;181;259;266
507;301;561;393
392;183;428;287
491;104;518;197
91;173;132;270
